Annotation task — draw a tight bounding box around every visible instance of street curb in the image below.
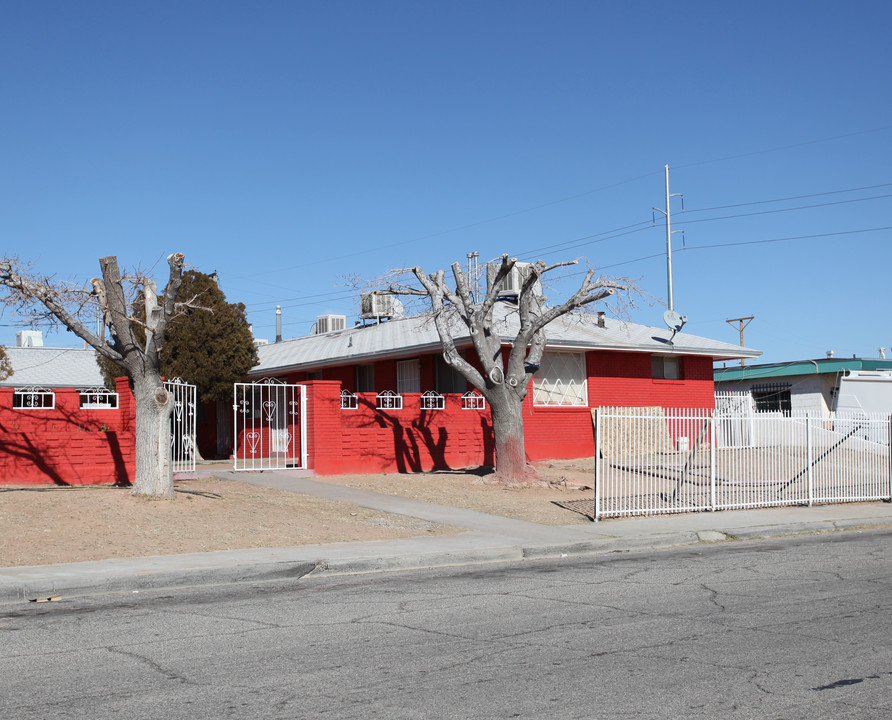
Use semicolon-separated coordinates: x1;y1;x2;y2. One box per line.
1;517;890;605
306;545;524;576
0;561;319;605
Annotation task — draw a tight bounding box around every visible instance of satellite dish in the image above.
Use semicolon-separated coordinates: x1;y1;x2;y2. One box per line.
663;309;687;332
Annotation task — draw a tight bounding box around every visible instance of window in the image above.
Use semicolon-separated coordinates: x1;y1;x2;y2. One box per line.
305;371;322;381
751;383;792;415
13;386;55;409
462;390;486;410
79;387;119;409
396;359;420;393
420;391;444;410
340;389;358;409
533;352;587;406
435;354;467;394
356;364;375;393
652;355;681;380
376;390;403;410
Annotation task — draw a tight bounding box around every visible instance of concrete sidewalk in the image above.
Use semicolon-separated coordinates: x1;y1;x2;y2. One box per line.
2;470;890;604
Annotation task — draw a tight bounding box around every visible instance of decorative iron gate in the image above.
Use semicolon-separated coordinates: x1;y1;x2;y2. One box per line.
164;377;197;474
233;379;307;471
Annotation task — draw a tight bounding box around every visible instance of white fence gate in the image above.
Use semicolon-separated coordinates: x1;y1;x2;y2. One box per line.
593;407;891;520
164;377;197;474
233;379;307;471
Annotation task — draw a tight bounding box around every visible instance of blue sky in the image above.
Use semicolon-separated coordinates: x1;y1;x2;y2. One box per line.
2;1;890;365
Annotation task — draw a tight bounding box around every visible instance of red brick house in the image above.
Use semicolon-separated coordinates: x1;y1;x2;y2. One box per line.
228;304;759;474
0;343;135;485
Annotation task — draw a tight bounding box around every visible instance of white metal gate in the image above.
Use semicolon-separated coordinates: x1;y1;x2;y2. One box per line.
233;378;307;471
164;377;197;474
593;407;892;520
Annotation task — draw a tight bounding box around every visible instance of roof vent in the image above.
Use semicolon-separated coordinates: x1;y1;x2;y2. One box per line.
16;330;43;347
360;292;403;321
313;314;347;334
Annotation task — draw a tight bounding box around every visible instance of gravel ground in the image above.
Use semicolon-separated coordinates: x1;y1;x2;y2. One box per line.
0;459;596;567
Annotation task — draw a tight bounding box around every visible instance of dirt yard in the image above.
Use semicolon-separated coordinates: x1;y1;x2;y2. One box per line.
0;459;596;567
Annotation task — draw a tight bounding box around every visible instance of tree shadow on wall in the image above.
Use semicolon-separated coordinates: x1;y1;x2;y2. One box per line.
353;396;495;474
0;409;131;487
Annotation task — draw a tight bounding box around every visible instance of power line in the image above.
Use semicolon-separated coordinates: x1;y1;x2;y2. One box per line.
676;225;892;252
678;182;892;214
235;126;892;277
674;123;892;170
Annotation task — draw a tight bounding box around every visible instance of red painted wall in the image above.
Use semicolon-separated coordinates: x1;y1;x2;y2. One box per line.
0;377;135;486
297;350;718;473
305;381;494;474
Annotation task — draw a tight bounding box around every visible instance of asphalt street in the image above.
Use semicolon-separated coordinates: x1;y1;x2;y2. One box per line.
1;529;889;719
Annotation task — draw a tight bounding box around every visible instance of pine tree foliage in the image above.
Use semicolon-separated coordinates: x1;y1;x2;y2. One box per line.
162;271;258;402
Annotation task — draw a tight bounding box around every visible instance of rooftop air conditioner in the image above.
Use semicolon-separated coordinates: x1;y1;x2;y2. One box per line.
16;330;44;347
492;262;541;299
313;314;347;334
360;292;403;320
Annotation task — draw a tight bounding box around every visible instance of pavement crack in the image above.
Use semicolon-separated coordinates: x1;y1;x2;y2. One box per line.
700;583;727;612
106;647;196;685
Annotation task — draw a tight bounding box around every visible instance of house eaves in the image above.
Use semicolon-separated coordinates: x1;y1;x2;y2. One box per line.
715;357;892;383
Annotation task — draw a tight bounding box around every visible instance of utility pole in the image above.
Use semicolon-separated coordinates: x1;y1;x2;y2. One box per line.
652;164;684;311
466;251;479;302
726;316;754;366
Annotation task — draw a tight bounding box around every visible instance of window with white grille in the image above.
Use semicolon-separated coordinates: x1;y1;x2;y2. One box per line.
376;390;403;410
461;390;486;410
340;389;358;410
13;386;55;409
79;387;119;409
396;359;420;393
532;352;587;406
420;391;444;410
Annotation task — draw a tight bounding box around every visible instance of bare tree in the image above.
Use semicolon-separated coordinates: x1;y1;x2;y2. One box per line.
0;254;187;497
390;255;628;485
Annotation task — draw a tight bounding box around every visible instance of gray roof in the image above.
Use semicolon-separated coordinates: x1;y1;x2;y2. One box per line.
0;347;106;389
252;305;760;376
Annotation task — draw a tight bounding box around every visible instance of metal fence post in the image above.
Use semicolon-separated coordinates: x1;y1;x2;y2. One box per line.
594;407;601;522
806;413;813;507
710;409;716;511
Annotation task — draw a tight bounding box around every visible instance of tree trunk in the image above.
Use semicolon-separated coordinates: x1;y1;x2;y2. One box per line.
131;375;174;498
487;387;539;485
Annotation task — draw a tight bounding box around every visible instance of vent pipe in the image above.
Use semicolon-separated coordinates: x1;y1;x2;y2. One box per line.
275;305;282;343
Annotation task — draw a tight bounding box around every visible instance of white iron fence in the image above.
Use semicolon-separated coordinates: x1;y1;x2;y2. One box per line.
233;379;307;471
164;377;196;474
593;407;891;520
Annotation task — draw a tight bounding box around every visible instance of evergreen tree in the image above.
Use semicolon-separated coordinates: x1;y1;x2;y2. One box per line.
0;345;12;381
162;271;258;403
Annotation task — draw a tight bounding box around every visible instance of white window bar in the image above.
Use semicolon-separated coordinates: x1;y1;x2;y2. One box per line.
13;386;55;409
340;389;358;410
420;391;445;410
461;390;486;410
376;390;403;410
532;352;587;406
79;386;119;409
